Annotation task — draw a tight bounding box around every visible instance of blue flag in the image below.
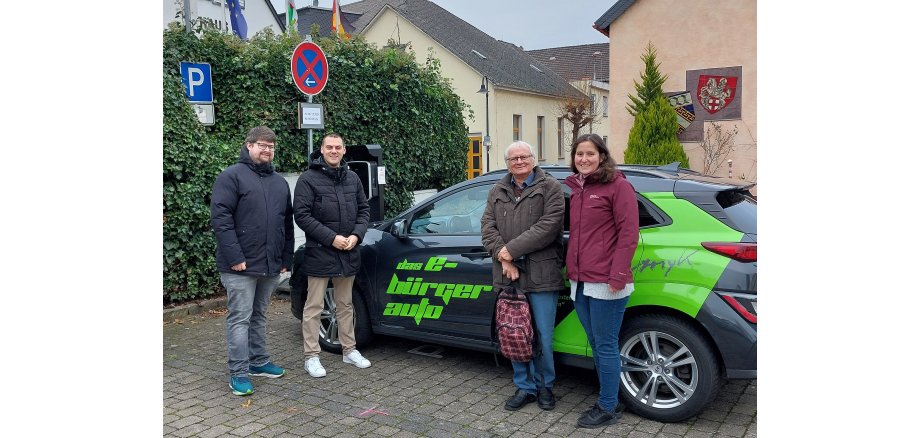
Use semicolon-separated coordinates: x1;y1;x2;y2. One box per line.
227;0;247;40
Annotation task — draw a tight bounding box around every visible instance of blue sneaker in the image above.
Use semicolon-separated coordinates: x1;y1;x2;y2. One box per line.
249;361;285;378
229;376;253;396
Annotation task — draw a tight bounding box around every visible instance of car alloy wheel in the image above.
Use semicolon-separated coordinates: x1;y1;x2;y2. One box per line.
318;285;343;348
620;330;698;408
618;314;721;422
317;283;373;353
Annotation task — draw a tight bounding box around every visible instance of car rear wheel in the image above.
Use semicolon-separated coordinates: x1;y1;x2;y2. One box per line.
618;313;722;422
317;284;373;353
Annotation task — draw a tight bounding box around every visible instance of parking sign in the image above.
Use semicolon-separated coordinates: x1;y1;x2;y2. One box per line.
180;62;213;103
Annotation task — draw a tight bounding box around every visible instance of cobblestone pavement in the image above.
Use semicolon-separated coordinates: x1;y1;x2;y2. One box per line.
164;297;757;437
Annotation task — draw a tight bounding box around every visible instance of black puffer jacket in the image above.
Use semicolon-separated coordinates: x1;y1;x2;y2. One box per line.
210;144;294;276
293;152;370;277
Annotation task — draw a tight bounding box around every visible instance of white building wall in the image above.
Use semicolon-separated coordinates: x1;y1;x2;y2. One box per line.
494;89;568;168
164;0;283;36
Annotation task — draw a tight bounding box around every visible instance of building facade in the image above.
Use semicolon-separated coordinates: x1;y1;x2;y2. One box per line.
346;0;584;177
164;0;285;36
528;43;612;157
595;0;756;183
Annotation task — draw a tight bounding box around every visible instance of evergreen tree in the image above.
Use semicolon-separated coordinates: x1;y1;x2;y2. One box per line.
626;42;668;116
624;94;689;167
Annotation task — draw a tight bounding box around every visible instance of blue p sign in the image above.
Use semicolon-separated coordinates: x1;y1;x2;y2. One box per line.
180;62;213;103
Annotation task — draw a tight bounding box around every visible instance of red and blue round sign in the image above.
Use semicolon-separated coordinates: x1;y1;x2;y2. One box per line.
290;41;329;96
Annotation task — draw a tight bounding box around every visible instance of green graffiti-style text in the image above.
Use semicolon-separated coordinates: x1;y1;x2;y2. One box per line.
383;299;444;325
386;274;492;305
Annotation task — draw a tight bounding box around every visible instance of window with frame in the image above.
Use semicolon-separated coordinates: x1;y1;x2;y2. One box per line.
409;184;491;235
557;117;564;157
537;116;544;160
513;115;521;141
602;95;608;116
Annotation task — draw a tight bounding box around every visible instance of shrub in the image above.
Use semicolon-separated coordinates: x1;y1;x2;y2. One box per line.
624;95;689;167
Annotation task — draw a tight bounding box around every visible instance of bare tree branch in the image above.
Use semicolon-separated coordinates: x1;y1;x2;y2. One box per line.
697;122;738;175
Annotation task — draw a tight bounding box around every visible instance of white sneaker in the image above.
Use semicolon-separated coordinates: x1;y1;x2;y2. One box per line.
305;357;326;377
343;350;371;368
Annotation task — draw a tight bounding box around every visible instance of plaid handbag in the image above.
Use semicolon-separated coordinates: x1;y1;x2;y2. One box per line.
494;283;541;362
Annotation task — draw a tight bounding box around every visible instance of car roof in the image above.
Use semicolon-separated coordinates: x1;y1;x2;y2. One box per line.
475;163;755;193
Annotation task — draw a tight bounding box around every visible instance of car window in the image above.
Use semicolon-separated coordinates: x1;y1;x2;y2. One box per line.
637;195;669;228
409;184;490;235
717;190;757;234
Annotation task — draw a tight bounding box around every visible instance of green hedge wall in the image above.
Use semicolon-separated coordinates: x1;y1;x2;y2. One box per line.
163;25;469;303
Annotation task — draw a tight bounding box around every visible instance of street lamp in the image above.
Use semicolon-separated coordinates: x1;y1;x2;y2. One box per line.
478;76;491;172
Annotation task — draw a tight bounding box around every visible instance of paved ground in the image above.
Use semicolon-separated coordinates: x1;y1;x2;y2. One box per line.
164;296;757;437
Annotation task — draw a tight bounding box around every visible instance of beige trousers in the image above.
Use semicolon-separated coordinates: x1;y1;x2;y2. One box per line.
302;276;356;358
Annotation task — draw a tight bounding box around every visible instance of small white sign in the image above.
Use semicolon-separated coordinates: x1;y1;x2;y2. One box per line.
298;102;324;129
377;166;387;185
192;103;215;125
301;107;321;125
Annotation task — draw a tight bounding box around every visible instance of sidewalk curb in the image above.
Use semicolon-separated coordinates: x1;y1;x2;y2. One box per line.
163;291;291;322
163;297;227;322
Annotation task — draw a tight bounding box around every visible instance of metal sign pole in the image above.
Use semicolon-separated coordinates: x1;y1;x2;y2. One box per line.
308;94;313;157
183;0;193;32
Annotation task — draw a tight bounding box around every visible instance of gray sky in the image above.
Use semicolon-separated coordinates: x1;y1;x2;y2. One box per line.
273;0;610;50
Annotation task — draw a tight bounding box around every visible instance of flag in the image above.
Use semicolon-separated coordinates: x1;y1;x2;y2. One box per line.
331;0;353;39
287;0;298;33
227;0;247;40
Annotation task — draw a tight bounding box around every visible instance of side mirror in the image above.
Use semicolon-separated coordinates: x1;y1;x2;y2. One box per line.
390;219;408;238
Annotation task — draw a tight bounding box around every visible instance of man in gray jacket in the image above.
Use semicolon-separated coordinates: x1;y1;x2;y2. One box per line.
210;126;294;396
481;141;565;411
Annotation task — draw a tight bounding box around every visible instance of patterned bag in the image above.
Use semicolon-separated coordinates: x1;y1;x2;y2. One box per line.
494;285;540;362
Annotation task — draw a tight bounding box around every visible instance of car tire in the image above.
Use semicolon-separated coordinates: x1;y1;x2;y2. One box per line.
618;313;722;423
317;284;373;353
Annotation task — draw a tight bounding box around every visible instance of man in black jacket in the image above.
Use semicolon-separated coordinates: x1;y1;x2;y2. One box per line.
210;126;294;396
294;133;371;378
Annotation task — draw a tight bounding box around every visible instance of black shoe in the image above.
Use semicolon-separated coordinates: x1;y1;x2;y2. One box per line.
537;388;556;410
577;402;622;429
504;389;537;411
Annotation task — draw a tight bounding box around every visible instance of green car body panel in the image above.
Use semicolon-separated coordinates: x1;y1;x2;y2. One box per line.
550;192;742;355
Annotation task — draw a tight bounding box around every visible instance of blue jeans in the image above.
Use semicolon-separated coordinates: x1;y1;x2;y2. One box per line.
511;290;558;394
573;282;628;411
221;273;280;377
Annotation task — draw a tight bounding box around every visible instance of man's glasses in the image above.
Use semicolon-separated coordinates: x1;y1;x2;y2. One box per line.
253;142;276;151
505;155;532;163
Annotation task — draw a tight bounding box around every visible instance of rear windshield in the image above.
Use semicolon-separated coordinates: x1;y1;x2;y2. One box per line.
717;190;757;234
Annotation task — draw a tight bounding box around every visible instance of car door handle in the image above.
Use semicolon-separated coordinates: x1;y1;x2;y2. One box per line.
460;248;490;260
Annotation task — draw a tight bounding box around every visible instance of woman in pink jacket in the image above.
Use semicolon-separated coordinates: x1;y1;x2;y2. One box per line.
564;133;639;429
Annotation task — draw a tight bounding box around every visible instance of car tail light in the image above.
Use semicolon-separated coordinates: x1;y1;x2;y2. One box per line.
716;292;757;324
701;242;756;262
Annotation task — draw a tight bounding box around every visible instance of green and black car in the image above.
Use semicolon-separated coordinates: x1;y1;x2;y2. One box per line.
290;164;757;422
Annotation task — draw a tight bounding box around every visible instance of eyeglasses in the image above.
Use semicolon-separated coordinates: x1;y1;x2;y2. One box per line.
505;155;532;163
253;142;276;151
